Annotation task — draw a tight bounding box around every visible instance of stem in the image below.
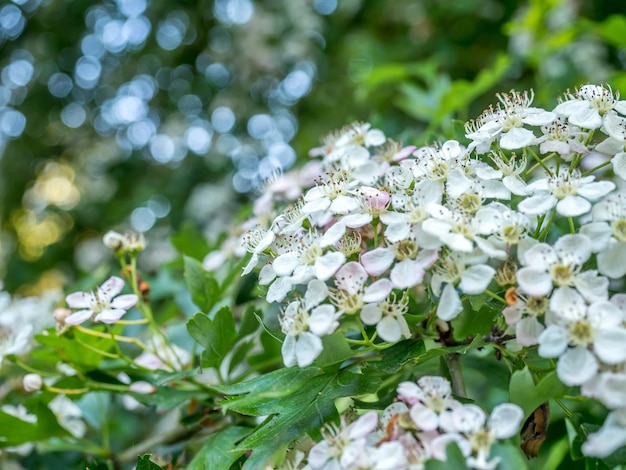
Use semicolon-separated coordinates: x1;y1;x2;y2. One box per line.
444;353;467;398
13;359;58;377
582;159;612;177
44;385;90;394
74;335;120;359
484;289;507;305
568;217;576;234
538;209;557;241
74;325;150;350
525;149;555;177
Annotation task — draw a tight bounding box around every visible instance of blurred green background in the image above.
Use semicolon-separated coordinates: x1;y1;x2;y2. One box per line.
1;0;626;294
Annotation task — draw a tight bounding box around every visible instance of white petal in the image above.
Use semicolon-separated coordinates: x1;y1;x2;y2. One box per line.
579;222;612;252
315;251;346;281
500;127;536;150
597;242;626;278
557;346;598;386
100;276;125;298
335;261;367;294
577;181;615;200
517;267;553;297
272;253;299;276
258;264;276;285
342;213;373;228
304;279;329;309
64;310;93;325
516;317;545;347
281;335;297;367
488;404;524;439
518;194;556;215
612;152;626;180
65;292;93;309
556;195;591;217
301;197;330;214
502;175;528;196
329;195;359;215
573;270;609;303
320;222;346;247
266;277;292;303
410;404;439;431
365;129;386;146
361;247;395;276
308;304;337;336
384;222;411;243
459;264;495;294
570;106;602;129
582;410;626;457
363;279;393;303
538;325;568;358
594;328;626;364
437;283;463;321
295;332;323;367
111;294;138;310
94;309;127;323
556;233;592;264
390;259;424;289
361;303;382;325
377;316;402;342
603;112;626;141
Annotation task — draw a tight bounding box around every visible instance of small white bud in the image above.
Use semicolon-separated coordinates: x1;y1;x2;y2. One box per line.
23;374;42;392
103;230;125;251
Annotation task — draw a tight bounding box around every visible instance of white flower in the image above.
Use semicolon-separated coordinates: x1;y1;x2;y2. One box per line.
332;261;392;315
280;280;338;368
398;376;458;432
465;90;555;153
48;395;87;438
301;170;359;215
518;167;615;217
554;84;626;141
538;288;626;385
307;411;379;469
65;276;138;325
502;292;548;346
241;227;275;275
537;116;589;158
582;408;626;458
516;233;608;303
585;192;626;278
430;251;496;321
360;293;410;343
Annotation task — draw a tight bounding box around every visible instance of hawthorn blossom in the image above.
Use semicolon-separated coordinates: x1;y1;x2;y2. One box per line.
538;288;626;386
398;376;458;432
516;233;608;303
581;408;626;458
280;279;338;367
64;276;138;325
554;84;626;141
332;262;392;315
465;90;555;153
518;167;615;217
360;293;410;343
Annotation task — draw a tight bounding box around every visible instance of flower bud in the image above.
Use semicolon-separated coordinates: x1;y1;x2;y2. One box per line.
23;373;42;392
103;230;125;251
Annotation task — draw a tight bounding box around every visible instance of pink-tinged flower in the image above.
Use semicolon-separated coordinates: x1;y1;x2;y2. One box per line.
65;276;138;325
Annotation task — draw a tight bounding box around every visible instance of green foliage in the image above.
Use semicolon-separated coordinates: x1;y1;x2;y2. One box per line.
136;455;165;470
187;426;250;470
187;307;237;368
509;368;568;419
184;256;220;314
214;367;381;466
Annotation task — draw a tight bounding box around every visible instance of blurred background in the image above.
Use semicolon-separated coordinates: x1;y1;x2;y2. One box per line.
1;0;626;294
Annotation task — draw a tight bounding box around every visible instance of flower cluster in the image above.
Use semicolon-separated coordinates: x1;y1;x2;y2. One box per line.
287;376;523;470
221;85;626;458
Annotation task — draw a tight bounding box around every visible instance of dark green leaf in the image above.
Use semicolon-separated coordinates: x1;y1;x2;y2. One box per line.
452;300;498;342
136;454;165;470
187;307;237;368
187;426;250;470
184;256;220;313
364;339;426;374
218;367;381;466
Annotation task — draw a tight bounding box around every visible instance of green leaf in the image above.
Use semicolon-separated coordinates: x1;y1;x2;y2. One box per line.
452;300;498;342
237;305;261;340
0;399;66;447
509;368;568;419
171;222;211;260
316;331;355;369
217;367;381;467
187;426;250;470
184;256;219;313
593;15;626;47
187;307;237;368
136;454;165;470
364;339;426;374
